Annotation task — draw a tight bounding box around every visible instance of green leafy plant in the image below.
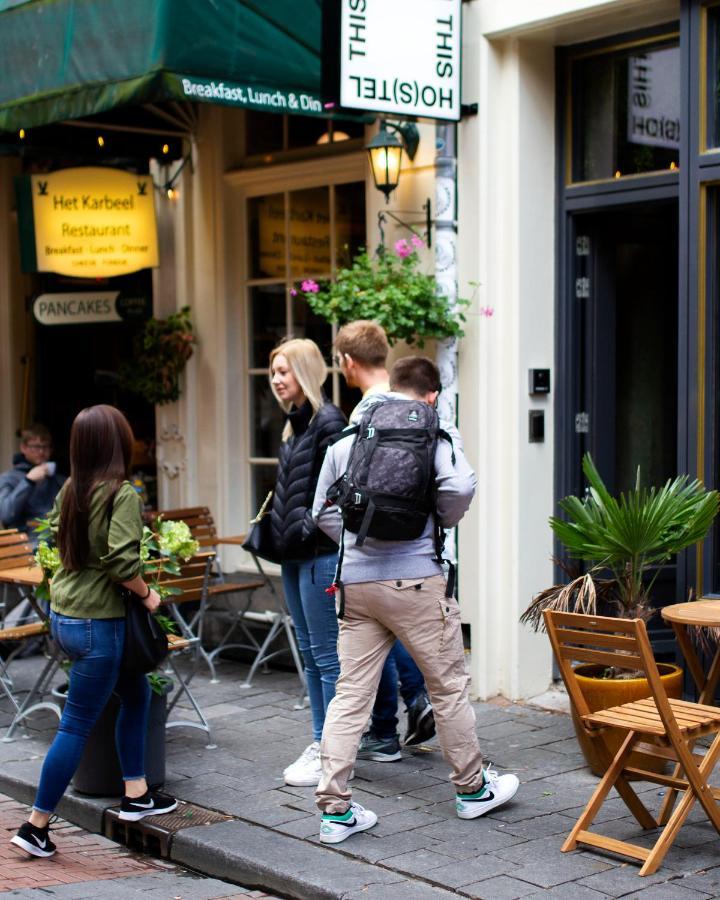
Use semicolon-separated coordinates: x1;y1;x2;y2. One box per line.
120;306;196;405
522;453;720;631
35;518;198;624
295;240;470;347
147;672;173;696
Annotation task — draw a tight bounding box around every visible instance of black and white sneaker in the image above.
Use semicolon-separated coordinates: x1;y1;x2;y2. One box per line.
119;791;178;821
319;802;378;843
11;821;56;857
404;690;436;746
456;767;520;819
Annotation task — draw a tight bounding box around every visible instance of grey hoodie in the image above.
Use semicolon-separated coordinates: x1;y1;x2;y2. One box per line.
312;393;477;585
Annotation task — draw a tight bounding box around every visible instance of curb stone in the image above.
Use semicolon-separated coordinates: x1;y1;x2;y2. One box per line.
171;820;460;899
0;761;460;899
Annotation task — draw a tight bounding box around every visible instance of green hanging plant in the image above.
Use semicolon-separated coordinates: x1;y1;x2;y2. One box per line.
294;239;472;347
120;306;196;405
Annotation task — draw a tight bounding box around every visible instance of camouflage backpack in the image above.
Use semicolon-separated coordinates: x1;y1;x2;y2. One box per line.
327;398;453;546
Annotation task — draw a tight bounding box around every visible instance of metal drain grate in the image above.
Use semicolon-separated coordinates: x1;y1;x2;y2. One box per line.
104;800;232;857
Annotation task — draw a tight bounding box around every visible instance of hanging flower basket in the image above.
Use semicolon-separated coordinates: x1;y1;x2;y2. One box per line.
295;240;470;347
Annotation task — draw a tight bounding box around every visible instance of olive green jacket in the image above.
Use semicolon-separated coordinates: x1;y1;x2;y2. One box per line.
49;481;143;619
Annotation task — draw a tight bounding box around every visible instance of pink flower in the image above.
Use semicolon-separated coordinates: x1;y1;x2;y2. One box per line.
301;279;320;293
290;288;298;297
480;306;495;318
410;234;424;249
394;239;411;258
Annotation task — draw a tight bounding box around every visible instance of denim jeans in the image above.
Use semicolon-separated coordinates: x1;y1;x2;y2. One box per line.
371;640;426;739
282;553;340;742
34;612;151;814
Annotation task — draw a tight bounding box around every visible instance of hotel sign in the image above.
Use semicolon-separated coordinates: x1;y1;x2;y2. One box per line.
17;167;159;278
338;0;461;121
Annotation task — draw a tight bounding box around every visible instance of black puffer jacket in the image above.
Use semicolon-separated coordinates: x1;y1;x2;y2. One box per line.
271;399;347;561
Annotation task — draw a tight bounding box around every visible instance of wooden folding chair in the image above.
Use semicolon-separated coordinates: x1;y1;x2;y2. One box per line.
545;610;720;876
0;530;36;625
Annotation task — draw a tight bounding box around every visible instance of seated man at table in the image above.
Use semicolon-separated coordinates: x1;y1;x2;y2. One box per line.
0;424;65;546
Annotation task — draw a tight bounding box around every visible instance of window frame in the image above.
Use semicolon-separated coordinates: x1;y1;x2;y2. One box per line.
223;152;367;529
565;29;681;187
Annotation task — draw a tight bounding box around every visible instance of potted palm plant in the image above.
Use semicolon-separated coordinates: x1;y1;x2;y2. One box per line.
522;453;720;774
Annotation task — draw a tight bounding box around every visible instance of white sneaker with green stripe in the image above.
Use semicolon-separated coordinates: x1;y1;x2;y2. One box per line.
319;802;378;843
456;767;520;819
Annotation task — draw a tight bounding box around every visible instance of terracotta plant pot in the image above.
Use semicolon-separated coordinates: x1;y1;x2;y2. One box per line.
570;662;684;777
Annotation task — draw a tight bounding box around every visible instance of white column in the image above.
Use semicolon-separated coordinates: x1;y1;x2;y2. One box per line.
458;29;555;699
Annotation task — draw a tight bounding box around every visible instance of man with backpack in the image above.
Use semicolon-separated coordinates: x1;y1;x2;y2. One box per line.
312;356;519;843
334;321;436;760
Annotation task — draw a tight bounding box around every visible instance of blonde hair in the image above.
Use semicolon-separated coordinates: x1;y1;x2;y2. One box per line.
269;339;327;441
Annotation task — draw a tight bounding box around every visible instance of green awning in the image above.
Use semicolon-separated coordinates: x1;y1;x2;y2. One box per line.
0;0;327;133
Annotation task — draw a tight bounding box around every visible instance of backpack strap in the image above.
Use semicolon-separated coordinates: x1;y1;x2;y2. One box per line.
328;525;346;619
354;497;375;547
329;424;359;445
437;428;456;465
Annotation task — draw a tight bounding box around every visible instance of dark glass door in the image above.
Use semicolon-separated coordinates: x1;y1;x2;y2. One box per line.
571;201;679;652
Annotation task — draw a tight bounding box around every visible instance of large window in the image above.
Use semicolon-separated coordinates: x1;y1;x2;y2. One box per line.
705;5;720;150
247;181;365;510
569;37;680;183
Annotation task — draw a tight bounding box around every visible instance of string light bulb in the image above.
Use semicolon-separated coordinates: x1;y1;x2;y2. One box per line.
614;170;622;179
97;135;105;148
167;187;177;200
18;128;25;140
162;143;169;155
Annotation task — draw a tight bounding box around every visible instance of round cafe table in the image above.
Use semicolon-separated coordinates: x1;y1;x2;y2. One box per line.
661;599;720;705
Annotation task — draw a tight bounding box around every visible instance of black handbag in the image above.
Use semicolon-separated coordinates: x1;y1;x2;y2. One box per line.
121;588;168;675
242;491;280;564
105;496;168;675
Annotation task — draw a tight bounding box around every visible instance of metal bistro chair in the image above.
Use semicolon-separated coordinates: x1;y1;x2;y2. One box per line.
155;553;217;747
545;610;720;877
0;535;62;741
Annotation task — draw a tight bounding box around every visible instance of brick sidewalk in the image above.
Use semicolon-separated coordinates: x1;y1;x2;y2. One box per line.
0;793;276;897
0;793;159;893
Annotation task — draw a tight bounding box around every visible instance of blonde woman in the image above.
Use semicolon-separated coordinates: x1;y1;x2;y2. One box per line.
269;339;346;786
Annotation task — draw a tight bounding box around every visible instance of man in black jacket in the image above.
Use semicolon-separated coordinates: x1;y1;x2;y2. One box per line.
0;425;65;544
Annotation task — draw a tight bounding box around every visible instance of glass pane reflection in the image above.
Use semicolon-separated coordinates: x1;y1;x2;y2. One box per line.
289;187;330;277
248;194;286;278
571;43;680;182
250;374;284;458
250;285;286;367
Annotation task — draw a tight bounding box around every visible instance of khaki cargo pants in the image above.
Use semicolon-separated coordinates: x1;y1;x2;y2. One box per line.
316;575;484;814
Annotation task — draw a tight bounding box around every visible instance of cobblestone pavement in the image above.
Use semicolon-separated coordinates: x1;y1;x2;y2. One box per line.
0;791;278;897
2;653;720;897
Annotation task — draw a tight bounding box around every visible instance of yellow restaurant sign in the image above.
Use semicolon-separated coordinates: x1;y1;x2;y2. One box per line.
26;167;159;278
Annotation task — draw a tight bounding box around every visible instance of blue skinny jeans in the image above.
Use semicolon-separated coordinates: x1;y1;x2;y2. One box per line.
34;613;151;814
371;640;426;739
282;553;340;742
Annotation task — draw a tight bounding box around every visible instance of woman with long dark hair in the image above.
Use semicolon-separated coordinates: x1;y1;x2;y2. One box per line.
269;339;347;787
11;405;176;858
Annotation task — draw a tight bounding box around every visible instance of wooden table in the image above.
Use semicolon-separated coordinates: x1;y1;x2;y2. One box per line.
662;599;720;705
